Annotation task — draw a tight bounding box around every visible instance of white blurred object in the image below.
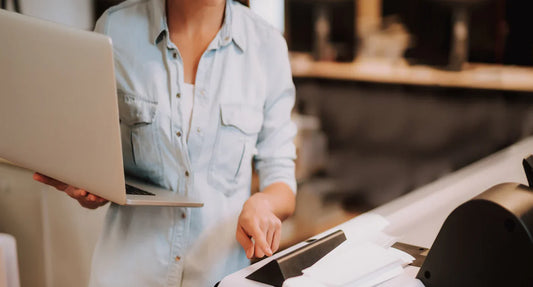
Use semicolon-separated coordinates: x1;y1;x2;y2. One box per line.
250;0;284;33
0;234;20;287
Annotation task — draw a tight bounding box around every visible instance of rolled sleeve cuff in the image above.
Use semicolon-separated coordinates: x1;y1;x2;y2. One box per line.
256;158;297;195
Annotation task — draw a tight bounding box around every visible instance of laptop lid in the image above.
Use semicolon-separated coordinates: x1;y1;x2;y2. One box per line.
0;10;126;204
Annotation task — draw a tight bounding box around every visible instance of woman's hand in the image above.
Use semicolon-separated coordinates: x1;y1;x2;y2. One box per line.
33;172;108;209
236;192;281;258
236;182;295;259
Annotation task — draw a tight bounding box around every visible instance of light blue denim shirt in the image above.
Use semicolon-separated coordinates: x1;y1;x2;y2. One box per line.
88;0;297;286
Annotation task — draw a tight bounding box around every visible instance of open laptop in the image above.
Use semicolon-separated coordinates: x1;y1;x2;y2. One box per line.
0;10;203;207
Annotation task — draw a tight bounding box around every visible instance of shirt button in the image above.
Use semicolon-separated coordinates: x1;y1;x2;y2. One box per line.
224;36;230;42
200;89;206;96
172;52;178;59
176;131;182;137
176;92;181;98
185;171;190;177
196;127;201;133
175;256;181;262
181;212;187;219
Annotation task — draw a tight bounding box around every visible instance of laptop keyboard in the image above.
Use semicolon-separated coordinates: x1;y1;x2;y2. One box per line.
125;184;156;196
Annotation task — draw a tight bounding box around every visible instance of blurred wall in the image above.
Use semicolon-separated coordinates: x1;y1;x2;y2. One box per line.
295;79;533;207
249;0;284;33
17;0;93;30
0;164;107;287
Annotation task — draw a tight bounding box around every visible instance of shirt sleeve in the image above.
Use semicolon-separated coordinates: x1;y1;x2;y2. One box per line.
254;35;298;194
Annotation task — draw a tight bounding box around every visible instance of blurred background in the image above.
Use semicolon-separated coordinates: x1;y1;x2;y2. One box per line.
1;0;533;286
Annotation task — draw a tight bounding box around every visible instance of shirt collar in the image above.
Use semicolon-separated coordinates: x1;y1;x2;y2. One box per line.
149;0;247;52
149;0;167;46
219;0;247;52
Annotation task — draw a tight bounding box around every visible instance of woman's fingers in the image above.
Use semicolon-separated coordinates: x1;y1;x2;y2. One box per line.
237;218;274;258
250;224;271;257
33;172;68;191
77;198;107;209
266;228;275;253
271;228;281;253
64;186;87;198
236;226;254;259
33;173;108;209
237;194;285;258
76;193;108;209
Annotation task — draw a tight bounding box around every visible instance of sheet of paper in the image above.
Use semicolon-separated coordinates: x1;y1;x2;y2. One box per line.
301;241;413;287
284;253;417;287
334;213;395;248
346;264;404;287
377;266;424;287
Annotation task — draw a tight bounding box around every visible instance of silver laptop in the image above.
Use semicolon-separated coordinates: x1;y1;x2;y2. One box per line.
0;10;203;207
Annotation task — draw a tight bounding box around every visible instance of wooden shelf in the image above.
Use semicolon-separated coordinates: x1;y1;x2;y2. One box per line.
290;54;533;92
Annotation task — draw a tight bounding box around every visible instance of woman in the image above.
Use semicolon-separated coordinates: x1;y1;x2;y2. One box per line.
34;0;297;286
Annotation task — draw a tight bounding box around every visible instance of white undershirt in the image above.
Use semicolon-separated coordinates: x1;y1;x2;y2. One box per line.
181;83;195;141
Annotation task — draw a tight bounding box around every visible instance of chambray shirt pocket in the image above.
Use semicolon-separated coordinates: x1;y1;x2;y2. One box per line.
208;103;263;196
117;90;163;182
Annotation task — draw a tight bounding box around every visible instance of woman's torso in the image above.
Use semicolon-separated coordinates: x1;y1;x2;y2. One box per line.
89;1;296;286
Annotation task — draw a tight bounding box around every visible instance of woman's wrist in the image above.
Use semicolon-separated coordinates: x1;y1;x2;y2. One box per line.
254;182;295;221
247;192;274;212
